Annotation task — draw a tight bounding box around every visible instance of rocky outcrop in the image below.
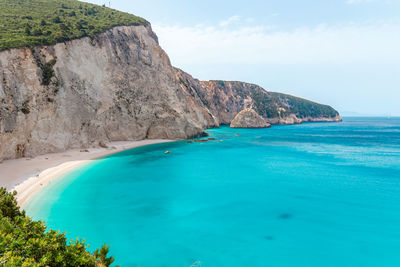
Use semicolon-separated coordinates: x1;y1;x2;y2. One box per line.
0;25;217;160
175;76;341;126
299;115;342;122
0;24;341;161
230;108;271;128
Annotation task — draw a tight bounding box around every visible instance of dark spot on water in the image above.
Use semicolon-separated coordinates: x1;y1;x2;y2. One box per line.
264;235;274;241
279;213;293;220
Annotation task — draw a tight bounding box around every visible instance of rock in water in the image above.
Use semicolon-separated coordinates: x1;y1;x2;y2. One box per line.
230;109;271;128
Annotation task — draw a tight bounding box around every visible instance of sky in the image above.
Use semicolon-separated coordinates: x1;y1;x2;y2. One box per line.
86;0;400;116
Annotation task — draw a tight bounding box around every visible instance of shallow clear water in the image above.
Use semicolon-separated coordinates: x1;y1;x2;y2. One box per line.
26;117;400;267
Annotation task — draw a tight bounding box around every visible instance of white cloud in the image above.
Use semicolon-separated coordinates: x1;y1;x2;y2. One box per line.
219;15;241;27
153;22;400;66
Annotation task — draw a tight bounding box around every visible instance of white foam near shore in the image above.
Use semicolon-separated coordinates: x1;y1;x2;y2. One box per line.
0;140;173;207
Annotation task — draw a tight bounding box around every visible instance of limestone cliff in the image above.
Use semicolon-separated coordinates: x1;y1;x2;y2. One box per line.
230;109;271;128
0;24;341;161
0;25;216;160
177;77;341;125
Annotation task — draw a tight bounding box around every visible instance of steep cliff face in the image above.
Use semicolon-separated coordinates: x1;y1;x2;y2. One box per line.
189;80;341;125
0;24;341;161
0;25;217;160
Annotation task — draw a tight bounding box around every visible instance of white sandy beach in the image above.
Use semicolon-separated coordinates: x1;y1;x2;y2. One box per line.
0;139;173;207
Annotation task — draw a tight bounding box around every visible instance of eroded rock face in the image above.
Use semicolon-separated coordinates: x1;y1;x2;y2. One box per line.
0;25;217;160
0;24;341;161
230;108;271;128
175;78;341;126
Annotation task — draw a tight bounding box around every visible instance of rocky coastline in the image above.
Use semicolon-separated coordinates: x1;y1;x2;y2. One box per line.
0;24;341;161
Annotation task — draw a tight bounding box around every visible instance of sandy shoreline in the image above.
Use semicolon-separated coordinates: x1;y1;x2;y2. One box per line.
0;139;173;207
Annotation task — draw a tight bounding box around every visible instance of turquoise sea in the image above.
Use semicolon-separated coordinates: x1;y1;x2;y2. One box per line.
26;117;400;267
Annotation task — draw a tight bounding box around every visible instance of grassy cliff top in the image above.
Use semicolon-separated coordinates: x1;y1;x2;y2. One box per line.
209;80;339;119
270;92;339;118
0;0;147;51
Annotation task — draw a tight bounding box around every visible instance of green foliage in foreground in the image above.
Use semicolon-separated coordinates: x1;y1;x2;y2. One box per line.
0;0;147;50
0;188;116;266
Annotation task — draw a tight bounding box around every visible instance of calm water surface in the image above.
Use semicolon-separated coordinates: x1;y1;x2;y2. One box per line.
26;117;400;267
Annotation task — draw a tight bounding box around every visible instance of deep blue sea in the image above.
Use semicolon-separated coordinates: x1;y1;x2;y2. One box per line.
26;117;400;267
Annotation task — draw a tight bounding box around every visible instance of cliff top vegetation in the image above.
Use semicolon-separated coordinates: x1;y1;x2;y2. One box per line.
0;0;147;51
270;92;339;118
210;80;339;119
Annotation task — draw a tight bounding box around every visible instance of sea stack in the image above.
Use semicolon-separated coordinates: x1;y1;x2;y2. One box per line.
230;108;271;128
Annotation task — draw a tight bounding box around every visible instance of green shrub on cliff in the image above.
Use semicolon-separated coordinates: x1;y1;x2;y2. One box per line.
270;92;339;118
0;0;147;50
0;188;116;266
